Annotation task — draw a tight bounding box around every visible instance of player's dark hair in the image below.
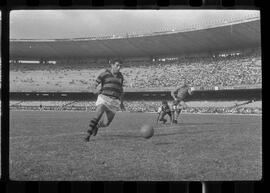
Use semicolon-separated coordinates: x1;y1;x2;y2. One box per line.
109;59;123;65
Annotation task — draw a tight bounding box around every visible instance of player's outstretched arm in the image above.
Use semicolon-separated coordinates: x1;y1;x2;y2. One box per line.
188;87;193;95
171;89;178;100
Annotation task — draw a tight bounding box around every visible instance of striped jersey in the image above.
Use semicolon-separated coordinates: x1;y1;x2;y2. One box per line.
96;69;124;99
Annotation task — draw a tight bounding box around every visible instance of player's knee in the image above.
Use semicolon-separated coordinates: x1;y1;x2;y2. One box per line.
95;105;105;117
96;104;106;112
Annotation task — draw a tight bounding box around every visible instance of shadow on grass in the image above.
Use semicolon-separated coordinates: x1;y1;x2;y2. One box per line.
91;134;142;141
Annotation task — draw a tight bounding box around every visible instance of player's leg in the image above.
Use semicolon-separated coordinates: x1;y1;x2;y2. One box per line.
173;115;178;123
173;108;179;124
171;109;175;124
179;101;188;109
159;111;167;124
171;110;175;123
172;100;180;123
175;101;187;122
85;104;106;141
97;106;116;128
175;108;182;119
167;111;173;124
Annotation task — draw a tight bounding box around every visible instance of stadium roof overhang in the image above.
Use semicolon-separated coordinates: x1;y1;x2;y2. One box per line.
8;19;261;61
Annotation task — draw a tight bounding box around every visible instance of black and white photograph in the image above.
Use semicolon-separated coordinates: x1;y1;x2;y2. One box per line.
8;10;262;181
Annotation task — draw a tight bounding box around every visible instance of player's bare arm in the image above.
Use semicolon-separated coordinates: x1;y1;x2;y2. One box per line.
188;87;193;95
119;93;126;111
171;89;178;100
92;81;100;94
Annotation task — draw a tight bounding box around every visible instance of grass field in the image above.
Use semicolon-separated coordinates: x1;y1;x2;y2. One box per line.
9;111;262;181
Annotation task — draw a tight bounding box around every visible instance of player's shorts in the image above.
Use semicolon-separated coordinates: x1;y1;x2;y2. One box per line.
96;94;121;113
174;99;187;108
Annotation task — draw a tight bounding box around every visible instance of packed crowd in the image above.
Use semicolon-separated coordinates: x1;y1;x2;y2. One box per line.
10;48;261;92
123;49;261;89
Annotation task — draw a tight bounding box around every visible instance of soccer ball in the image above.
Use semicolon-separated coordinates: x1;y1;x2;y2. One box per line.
140;124;154;139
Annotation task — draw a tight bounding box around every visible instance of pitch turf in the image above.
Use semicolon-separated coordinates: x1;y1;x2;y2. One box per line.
9;111;262;181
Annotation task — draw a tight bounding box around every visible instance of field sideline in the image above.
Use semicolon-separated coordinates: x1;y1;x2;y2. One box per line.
9;109;262;116
9;111;262;181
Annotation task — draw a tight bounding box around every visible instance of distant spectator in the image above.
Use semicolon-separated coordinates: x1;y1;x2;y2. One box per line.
10;48;261;92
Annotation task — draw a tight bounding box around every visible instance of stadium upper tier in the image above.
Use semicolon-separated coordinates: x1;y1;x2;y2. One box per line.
8;18;260;60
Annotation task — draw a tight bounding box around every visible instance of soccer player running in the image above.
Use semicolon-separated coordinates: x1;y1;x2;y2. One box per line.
156;100;173;124
85;59;125;142
171;83;193;124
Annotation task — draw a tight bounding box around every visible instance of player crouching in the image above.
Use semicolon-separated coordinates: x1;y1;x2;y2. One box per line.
156;100;173;124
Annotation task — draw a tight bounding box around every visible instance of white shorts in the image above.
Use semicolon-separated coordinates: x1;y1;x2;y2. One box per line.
95;94;121;113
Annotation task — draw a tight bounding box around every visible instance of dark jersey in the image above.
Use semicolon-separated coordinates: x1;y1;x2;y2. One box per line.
161;104;171;113
96;69;124;99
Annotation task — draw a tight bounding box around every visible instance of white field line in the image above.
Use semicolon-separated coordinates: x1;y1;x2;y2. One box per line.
146;112;262;116
9;109;262;116
181;112;262;116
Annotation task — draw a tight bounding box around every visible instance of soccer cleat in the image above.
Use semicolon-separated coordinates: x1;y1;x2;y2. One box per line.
173;120;178;124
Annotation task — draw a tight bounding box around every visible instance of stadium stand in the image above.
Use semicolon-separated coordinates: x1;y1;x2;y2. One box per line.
10;48;261;92
8;16;261;115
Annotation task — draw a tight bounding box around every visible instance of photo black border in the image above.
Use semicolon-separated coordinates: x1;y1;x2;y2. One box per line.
1;0;265;193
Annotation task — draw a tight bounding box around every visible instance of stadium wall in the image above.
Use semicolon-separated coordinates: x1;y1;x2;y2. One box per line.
9;88;261;102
